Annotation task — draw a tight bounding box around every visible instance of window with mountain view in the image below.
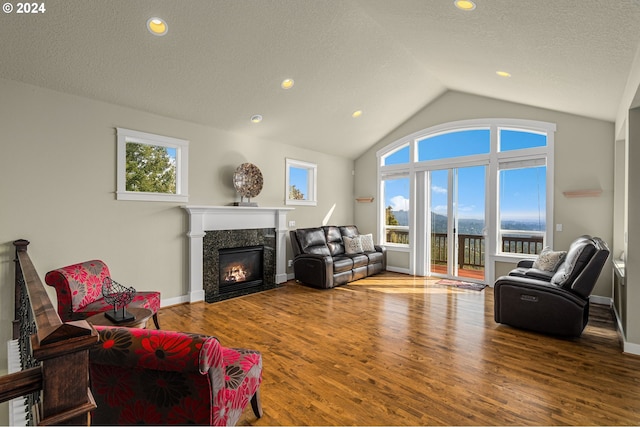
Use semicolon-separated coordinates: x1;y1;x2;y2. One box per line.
499;164;546;254
377;119;555;271
383;176;410;244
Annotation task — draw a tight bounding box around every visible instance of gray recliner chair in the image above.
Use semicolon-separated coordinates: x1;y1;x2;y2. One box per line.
494;235;610;337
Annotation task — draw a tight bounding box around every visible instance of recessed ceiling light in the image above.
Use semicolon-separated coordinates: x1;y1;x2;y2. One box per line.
454;0;476;11
281;79;295;90
352;110;363;118
147;17;168;36
496;70;512;78
250;114;263;123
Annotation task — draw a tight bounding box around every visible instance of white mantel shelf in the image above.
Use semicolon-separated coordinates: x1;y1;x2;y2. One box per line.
181;205;294;302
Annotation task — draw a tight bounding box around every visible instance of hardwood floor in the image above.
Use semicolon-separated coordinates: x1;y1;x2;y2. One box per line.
160;272;640;426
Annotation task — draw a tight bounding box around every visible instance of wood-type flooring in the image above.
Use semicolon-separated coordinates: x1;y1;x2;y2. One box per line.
160;271;640;426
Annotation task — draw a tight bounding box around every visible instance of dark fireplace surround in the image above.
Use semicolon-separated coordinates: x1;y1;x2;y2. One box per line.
203;228;276;303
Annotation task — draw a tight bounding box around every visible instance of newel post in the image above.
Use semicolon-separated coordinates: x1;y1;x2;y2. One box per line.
13;239;99;425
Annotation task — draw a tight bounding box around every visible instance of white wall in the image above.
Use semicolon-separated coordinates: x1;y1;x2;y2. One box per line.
355;90;614;296
0;77;355;417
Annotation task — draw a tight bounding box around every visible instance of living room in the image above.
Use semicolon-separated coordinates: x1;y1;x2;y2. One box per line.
2;1;640;425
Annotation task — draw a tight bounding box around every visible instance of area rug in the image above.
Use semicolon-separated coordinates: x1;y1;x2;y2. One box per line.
435;279;487;291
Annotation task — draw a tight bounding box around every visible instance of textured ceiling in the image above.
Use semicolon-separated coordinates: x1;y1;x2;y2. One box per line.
1;0;639;158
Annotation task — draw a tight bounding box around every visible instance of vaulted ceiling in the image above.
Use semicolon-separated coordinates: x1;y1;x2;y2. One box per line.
2;0;639;158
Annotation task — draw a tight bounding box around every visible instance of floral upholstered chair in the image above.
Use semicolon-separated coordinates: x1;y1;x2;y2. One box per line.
44;259;161;329
89;326;263;426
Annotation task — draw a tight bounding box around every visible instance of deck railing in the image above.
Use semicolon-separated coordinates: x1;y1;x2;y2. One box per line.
432;233;544;269
387;229;544;269
0;240;99;425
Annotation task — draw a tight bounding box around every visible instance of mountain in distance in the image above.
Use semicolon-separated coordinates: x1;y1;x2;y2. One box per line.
390;211;544;234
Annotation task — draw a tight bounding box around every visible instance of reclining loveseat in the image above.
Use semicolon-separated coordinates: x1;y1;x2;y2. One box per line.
290;225;386;289
494;235;609;337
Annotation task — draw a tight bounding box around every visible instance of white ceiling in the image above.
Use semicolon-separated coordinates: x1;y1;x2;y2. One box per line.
2;0;639;159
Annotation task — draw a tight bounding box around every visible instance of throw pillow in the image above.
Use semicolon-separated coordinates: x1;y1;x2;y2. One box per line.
532;247;566;272
360;234;375;252
343;235;364;254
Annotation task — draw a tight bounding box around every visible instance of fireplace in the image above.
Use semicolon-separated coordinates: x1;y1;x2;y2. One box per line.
219;245;264;294
203;227;276;302
182;205;294;303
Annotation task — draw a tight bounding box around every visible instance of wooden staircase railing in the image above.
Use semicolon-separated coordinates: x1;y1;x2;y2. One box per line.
0;240;98;425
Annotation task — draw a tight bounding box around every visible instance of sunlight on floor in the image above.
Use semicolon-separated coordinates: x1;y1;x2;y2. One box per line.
337;285;454;294
342;277;483;294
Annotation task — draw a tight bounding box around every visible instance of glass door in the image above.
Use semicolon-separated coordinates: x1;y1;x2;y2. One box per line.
455;166;486;281
429;166;486;281
429;169;449;276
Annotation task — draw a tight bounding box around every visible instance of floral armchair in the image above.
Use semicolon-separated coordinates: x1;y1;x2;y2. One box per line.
89;326;263;425
45;259;161;329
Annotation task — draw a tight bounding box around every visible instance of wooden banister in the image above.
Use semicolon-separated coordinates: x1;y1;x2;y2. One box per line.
0;367;42;402
2;239;99;425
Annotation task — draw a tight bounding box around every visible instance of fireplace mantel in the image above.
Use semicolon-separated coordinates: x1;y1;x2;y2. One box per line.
182;205;294;302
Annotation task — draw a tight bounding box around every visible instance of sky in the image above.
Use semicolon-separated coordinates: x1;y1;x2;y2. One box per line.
290;166;308;198
384;129;547;226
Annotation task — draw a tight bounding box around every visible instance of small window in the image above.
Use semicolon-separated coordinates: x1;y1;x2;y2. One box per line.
417;129;490;161
499;129;546;151
285;158;317;206
116;128;189;202
382;144;410;165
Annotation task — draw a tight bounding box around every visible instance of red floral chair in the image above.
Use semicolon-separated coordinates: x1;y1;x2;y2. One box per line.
44;259;161;329
89;326;263;426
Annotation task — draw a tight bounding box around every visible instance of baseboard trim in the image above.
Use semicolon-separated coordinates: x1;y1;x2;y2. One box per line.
386;266;411;275
607;297;640;356
589;295;611;306
161;295;190;307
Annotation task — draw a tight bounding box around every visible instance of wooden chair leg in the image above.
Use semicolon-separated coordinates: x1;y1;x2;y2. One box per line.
152;313;160;329
250;388;263;418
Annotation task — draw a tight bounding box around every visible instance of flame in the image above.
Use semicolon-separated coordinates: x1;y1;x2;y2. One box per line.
224;264;248;283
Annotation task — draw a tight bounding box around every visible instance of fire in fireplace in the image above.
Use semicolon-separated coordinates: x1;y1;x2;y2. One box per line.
218;245;264;294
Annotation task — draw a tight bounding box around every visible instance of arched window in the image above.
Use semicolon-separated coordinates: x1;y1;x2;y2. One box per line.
377;119;555;280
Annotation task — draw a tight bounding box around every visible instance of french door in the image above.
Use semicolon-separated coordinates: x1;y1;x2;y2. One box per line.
428;165;486;281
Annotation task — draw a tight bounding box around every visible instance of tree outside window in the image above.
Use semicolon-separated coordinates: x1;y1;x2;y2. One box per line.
125;143;176;194
116;127;189;202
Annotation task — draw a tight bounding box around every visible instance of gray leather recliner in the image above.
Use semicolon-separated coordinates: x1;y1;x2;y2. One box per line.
494;235;610;337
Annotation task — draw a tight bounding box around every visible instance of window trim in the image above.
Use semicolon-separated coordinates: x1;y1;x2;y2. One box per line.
285;158;317;206
116;127;189;202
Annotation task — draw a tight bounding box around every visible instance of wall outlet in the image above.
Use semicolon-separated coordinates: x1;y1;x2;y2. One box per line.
287;259;293;267
288;220;296;227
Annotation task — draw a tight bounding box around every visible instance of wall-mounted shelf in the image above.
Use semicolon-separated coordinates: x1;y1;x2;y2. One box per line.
356;197;374;203
562;189;602;198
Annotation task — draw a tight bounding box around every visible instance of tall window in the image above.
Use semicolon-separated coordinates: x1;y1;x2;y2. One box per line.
377;119;555;258
499;164;546;254
382;176;410;245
